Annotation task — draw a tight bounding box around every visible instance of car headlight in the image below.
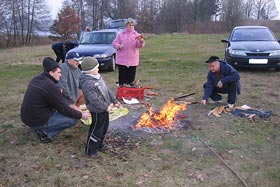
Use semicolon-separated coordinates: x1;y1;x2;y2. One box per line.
94;54;108;58
228;49;247;56
269;50;280;56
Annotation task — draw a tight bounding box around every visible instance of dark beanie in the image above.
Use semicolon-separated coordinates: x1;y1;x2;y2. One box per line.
43;57;59;72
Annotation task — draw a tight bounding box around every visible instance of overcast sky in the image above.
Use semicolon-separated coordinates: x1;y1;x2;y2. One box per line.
47;0;63;19
47;0;280;20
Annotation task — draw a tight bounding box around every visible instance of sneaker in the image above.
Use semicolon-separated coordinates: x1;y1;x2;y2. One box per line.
35;130;52;143
225;104;234;109
98;144;109;153
87;152;100;159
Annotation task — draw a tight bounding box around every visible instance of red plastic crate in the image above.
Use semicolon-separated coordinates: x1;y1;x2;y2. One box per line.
117;87;146;100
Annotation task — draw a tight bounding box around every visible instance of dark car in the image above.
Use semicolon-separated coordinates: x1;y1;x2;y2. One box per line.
105;19;127;29
67;29;120;71
221;26;280;70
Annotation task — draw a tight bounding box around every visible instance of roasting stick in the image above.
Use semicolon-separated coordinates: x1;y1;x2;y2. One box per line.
191;133;249;187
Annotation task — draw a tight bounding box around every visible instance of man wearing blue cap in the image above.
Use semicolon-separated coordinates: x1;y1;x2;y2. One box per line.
59;52;84;109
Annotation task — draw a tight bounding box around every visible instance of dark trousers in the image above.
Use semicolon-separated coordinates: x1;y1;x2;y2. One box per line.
85;111;109;155
118;65;137;86
52;43;65;63
208;81;238;104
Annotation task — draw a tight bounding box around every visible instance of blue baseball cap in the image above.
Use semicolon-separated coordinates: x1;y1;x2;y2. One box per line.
66;52;83;62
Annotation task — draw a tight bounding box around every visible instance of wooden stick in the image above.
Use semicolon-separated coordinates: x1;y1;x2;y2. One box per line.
173;93;196;100
192;133;249;187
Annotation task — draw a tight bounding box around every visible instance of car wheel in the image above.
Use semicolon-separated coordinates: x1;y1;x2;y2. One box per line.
108;55;116;71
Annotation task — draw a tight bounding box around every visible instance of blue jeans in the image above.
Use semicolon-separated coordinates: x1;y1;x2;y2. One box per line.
33;112;78;138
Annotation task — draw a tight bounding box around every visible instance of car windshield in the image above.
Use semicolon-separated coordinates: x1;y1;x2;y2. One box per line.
231;28;275;41
80;32;116;44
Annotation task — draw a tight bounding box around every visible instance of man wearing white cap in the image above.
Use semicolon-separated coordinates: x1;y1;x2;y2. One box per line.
59;52;84;109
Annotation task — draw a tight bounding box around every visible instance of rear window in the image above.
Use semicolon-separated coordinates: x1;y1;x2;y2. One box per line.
109;21;125;28
106;19;127;29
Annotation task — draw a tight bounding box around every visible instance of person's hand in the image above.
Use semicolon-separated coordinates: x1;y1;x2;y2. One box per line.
136;35;144;42
201;100;207;105
107;103;114;111
114;102;121;107
217;81;223;88
81;112;90;120
118;44;124;49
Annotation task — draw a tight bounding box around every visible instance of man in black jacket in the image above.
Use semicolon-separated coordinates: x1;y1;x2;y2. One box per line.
20;57;90;143
51;42;65;63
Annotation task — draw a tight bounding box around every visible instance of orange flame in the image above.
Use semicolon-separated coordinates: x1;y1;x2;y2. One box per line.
133;99;187;129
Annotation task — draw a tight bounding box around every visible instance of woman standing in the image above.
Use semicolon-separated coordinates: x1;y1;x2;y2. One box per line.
112;18;145;87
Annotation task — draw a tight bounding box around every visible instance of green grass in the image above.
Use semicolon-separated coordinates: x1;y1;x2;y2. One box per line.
0;33;279;187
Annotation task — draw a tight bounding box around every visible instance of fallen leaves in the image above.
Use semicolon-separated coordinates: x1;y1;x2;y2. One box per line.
103;132;142;161
189;172;205;182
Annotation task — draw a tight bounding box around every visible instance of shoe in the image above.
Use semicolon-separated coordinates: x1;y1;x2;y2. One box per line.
35;130;52;143
98;144;109;152
128;83;137;88
87;152;100;159
225;104;234;109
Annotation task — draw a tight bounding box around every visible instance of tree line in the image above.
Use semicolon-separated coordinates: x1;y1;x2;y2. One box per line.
0;0;278;47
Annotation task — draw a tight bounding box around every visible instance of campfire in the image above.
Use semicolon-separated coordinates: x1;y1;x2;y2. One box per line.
132;99;187;132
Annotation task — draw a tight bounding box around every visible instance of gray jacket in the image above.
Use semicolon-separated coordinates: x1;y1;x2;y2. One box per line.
58;62;81;105
79;73;118;113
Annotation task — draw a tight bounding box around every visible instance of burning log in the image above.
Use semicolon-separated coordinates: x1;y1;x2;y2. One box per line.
132;99;187;132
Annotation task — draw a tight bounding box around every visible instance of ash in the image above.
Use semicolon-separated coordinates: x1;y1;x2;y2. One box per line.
132;120;185;134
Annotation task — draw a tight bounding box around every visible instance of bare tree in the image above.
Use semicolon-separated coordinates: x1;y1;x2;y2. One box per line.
1;0;279;47
0;0;51;47
136;0;162;33
255;0;278;19
220;0;243;30
244;0;255;18
155;0;188;33
197;0;217;22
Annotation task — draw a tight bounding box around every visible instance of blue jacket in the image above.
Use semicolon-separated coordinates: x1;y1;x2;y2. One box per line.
203;60;241;100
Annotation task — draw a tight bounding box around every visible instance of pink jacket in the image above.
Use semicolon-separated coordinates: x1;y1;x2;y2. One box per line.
112;28;145;66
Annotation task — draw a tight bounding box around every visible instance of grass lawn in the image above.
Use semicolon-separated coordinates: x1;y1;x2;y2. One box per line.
0;33;279;187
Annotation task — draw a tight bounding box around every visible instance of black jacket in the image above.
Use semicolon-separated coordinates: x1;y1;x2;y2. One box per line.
20;72;82;127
